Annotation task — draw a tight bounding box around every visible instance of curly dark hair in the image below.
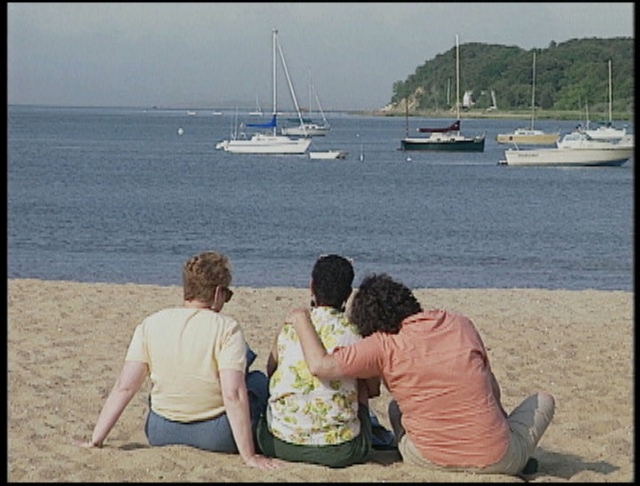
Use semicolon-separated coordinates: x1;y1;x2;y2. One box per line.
311;254;355;310
348;273;423;336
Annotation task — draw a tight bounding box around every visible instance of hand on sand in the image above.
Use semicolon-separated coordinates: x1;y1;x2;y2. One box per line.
74;438;102;449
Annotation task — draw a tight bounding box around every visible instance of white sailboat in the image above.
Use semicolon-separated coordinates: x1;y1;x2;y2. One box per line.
584;60;627;141
282;70;330;137
497;52;559;145
216;30;311;155
502;131;634;167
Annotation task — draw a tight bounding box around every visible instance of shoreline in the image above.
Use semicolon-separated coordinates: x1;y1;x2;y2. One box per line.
9;104;635;122
8;279;633;482
355;109;635;122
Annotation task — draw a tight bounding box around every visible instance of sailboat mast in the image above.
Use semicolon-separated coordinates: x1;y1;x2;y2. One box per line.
272;29;277;136
447;78;450;107
311;80;328;126
531;52;536;131
455;34;460;135
608;59;612;124
308;69;312;115
585;100;590;129
405;97;409;137
276;33;307;134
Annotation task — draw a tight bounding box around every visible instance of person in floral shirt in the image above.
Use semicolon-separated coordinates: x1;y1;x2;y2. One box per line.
256;254;379;468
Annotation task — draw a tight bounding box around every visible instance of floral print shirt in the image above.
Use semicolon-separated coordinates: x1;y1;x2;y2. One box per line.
266;306;363;445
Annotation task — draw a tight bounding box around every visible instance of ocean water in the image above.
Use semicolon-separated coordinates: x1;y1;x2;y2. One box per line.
8;105;634;291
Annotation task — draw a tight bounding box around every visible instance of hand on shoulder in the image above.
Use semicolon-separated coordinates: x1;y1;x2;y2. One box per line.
285;307;310;326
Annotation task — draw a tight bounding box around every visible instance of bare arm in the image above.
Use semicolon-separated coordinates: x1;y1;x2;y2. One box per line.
79;360;148;447
219;369;282;470
287;307;344;380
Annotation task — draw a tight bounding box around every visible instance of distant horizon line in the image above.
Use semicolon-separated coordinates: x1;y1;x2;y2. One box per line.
7;103;382;115
8;103;635;122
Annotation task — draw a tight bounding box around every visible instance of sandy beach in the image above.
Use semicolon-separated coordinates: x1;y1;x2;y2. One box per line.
8;279;633;482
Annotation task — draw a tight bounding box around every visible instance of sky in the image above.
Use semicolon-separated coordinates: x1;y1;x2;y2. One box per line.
7;3;635;112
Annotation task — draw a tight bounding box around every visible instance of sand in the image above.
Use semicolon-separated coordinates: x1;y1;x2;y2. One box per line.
7;279;633;482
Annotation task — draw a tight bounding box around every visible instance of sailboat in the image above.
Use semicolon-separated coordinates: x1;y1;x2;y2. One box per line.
583;59;627;141
496;52;559;145
282;70;330;137
215;30;311;155
502;87;633;167
502;130;633;167
401;35;485;152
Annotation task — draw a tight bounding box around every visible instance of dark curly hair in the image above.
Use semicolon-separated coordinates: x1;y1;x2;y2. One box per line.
311;254;355;311
348;273;422;336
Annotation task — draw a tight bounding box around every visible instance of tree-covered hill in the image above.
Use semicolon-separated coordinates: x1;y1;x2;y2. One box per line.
385;37;634;118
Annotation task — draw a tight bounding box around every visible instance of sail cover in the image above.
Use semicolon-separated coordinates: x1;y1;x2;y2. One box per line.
246;114;277;128
418;120;460;133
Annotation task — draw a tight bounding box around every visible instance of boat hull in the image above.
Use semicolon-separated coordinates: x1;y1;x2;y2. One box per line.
309;150;348;160
216;134;312;154
504;147;633;167
401;136;485;152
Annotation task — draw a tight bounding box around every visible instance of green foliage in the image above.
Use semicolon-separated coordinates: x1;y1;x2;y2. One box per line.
391;37;634;115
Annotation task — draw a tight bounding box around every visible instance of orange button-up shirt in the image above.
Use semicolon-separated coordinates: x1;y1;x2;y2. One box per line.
333;309;510;468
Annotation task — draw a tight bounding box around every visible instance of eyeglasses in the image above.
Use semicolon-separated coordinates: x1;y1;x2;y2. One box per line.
219;286;234;303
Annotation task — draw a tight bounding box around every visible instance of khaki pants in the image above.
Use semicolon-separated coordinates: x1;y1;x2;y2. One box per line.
388;392;555;475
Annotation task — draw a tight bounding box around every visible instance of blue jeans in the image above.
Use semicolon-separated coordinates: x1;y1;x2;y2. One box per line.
145;368;269;453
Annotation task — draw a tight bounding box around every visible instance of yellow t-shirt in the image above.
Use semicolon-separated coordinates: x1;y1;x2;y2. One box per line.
125;307;247;422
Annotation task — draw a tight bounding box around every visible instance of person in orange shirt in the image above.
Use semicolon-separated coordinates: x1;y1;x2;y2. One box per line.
289;273;554;477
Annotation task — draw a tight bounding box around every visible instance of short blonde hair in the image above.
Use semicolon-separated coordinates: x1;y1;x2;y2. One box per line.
182;252;232;306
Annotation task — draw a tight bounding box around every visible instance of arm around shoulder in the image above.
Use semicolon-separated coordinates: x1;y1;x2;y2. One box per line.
287;307;343;379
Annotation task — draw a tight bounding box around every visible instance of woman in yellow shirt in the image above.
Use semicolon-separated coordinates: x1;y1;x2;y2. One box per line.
78;251;281;471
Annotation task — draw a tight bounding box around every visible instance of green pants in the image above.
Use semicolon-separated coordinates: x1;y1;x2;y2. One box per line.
256;404;372;468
